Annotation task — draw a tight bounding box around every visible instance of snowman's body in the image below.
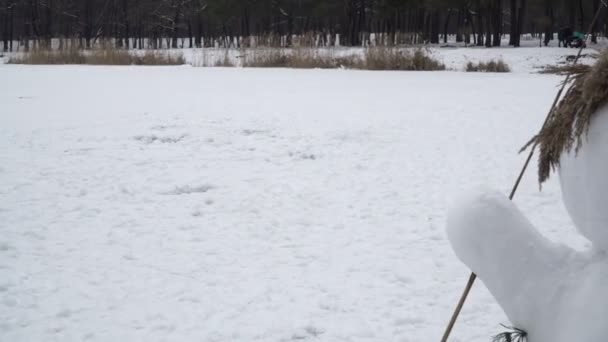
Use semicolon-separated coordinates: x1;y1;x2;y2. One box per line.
447;104;608;341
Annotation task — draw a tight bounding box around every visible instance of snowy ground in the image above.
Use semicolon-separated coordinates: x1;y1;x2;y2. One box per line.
0;48;593;342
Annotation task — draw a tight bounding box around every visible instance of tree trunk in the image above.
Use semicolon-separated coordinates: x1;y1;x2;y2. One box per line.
578;0;585;31
476;2;484;46
358;0;366;46
509;0;516;45
591;0;599;43
84;0;92;48
443;10;452;44
485;7;492;47
455;9;463;42
286;11;293;47
187;20;192;48
544;1;554;46
29;0;41;43
2;0;8;52
568;1;576;29
45;0;52;47
171;6;180;49
9;0;14;51
492;0;501;46
123;0;129;49
423;10;431;43
430;10;439;44
514;0;526;47
467;9;476;45
23;5;30;51
195;6;202;48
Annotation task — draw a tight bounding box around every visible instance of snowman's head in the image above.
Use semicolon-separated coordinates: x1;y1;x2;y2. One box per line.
559;105;608;251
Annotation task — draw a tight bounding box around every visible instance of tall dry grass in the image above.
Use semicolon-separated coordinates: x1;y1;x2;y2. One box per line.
214;50;236;67
465;59;510;72
241;48;357;69
359;47;445;71
239;47;445;71
241;49;290;68
289;49;358;69
8;48;185;65
8;48;85;64
538;63;590;75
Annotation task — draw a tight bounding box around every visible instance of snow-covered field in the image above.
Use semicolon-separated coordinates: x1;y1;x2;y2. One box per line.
0;47;594;342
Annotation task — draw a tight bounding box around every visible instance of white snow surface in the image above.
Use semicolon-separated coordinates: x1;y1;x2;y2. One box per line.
0;54;593;342
447;105;608;342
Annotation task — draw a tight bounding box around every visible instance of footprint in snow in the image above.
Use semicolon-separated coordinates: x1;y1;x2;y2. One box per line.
288;151;318;160
395;275;415;284
241;129;269;136
301;154;317;160
55;309;73;318
3;297;17;307
164;185;215;195
134;134;186;144
291;326;325;340
150;124;178;131
0;242;14;252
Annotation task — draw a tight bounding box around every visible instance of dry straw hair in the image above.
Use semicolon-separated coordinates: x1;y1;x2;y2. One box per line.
523;50;608;183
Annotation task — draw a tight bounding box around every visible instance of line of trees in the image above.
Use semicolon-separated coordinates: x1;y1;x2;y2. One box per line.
1;0;606;52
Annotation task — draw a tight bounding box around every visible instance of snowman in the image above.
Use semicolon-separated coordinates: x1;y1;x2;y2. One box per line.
447;52;608;342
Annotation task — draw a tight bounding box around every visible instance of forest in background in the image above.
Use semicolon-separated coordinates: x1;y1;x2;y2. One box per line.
1;0;607;52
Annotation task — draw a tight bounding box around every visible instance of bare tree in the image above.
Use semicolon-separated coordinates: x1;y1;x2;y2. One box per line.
0;0;604;51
